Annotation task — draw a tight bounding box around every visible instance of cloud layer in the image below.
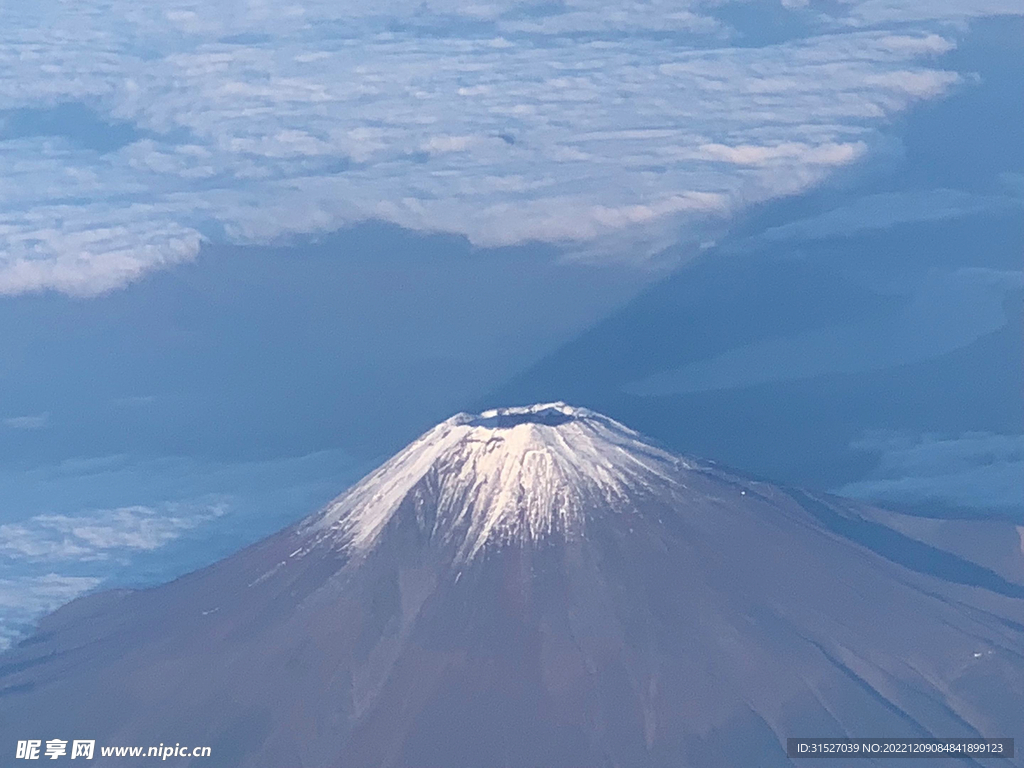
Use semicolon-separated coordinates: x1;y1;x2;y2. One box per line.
1;0;1014;294
0;502;227;563
838;431;1024;511
0;574;102;649
0;499;228;648
0;448;366;649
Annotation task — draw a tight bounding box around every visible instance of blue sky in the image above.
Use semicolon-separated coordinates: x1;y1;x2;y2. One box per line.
0;0;1021;645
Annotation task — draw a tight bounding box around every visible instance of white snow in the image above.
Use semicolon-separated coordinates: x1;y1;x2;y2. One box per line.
302;403;692;561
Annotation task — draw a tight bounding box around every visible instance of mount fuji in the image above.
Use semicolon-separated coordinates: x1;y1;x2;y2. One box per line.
2;403;1022;766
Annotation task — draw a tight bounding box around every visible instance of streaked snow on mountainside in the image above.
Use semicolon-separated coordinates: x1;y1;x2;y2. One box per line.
304;403;693;560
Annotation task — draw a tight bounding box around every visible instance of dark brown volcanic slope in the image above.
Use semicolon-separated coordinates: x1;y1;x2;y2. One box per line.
2;404;1023;767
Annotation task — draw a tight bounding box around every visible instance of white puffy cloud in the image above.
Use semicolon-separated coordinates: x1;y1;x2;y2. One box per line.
874;33;958;55
0;211;202;296
0;502;228;563
696;141;866;167
0;0;1015;293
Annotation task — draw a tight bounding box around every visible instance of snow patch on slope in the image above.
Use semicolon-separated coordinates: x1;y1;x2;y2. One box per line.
303;403;691;561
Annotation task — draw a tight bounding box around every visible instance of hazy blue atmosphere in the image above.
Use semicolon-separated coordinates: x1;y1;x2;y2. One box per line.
0;2;1021;649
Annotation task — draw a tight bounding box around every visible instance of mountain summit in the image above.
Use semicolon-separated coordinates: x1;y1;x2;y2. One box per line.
302;402;689;561
2;405;1022;766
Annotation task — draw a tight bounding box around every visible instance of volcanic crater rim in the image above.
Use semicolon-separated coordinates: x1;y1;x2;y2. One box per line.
463;401;587;429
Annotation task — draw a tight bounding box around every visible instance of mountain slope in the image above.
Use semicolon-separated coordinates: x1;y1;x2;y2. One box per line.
1;404;1022;767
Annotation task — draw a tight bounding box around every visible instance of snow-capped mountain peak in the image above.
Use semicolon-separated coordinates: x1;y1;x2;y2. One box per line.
303;402;691;560
5;404;1023;767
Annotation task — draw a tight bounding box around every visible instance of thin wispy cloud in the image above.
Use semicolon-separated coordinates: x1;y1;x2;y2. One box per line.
1;0;1016;294
842;0;1023;26
838;431;1024;511
623;268;1023;396
760;188;1024;241
3;413;50;430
